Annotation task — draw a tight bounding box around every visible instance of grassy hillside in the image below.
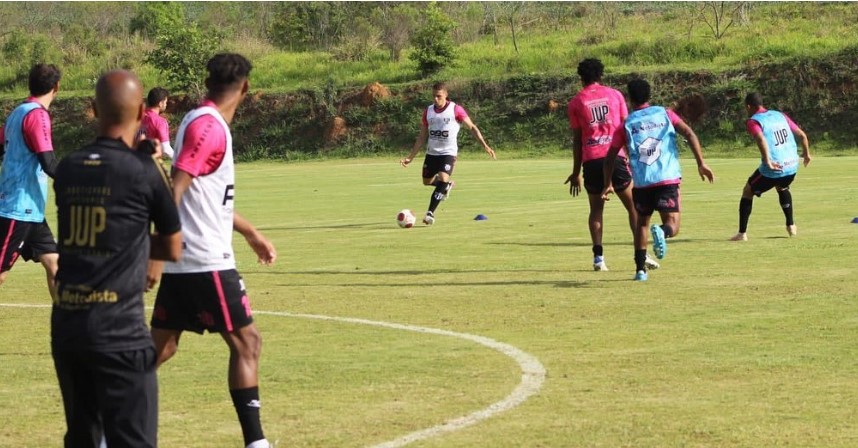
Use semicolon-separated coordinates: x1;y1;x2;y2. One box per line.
1;2;857;159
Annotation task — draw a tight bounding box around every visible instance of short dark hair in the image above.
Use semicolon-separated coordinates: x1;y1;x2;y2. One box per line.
432;82;447;92
627;78;651;105
745;92;764;107
146;87;169;107
29;64;61;96
577;58;604;84
206;53;252;93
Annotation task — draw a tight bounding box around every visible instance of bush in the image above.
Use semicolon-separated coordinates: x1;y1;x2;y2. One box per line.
409;2;457;77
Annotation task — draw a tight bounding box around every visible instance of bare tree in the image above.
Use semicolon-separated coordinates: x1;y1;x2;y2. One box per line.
698;1;747;40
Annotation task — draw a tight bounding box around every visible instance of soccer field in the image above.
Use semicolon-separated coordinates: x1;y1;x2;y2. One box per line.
2;156;858;447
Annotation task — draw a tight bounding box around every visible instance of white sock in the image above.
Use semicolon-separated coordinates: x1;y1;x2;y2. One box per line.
246;439;270;448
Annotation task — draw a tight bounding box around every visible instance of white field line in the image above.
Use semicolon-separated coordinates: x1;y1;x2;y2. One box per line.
257;310;546;448
0;304;546;448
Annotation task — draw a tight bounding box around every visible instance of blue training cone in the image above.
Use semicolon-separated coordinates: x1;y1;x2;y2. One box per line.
474;214;488;221
852;217;858;224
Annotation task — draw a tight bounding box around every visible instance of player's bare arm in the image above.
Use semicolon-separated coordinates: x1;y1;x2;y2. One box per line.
462;117;496;159
234;212;277;265
675;120;715;183
600;144;621;201
565;128;584;196
752;132;781;172
150;231;182;262
401;125;428;167
794;127;812;166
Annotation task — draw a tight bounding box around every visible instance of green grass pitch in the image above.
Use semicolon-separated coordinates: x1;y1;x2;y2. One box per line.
2;156;858;447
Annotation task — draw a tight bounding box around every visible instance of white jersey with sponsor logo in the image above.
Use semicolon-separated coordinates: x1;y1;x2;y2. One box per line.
426;101;461;156
164;106;235;273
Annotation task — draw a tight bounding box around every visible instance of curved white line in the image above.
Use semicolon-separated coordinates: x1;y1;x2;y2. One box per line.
1;304;546;447
256;311;546;448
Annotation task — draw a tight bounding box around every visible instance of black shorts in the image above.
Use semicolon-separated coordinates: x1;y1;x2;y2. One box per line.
53;347;158;448
747;169;795;197
151;269;254;334
583;156;633;195
422;154;457;179
0;217;57;273
633;184;681;217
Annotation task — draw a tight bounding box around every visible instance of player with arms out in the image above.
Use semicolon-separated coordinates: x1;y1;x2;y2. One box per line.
602;79;715;281
52;69;182;448
730;92;811;241
139;86;174;159
0;63;62;299
149;53;277;448
565;58;657;272
401;82;495;226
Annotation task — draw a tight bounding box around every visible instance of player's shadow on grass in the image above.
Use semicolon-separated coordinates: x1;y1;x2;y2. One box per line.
488;241;630;248
260;222;392;231
275;279;593;288
259;268;560;276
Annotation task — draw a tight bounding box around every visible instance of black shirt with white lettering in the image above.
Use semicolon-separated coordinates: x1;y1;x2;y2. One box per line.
52;137;180;352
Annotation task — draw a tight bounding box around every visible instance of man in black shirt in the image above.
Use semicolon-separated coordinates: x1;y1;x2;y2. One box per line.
52;70;182;448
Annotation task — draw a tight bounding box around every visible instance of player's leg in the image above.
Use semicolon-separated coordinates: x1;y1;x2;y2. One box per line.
0;217;24;287
27;220;59;300
423;155;455;225
150;273;192;367
648;185;680;259
53;350;103;448
582;159;608;270
732;170;769;241
98;348;158;448
222;323;267;447
632;187;653;281
207;270;269;448
776;175;797;236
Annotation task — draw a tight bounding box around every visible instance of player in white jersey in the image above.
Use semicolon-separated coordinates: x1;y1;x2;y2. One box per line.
401;82;495;225
149;54;277;448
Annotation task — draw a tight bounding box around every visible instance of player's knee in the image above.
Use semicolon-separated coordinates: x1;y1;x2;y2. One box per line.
234;325;262;360
0;273;6;286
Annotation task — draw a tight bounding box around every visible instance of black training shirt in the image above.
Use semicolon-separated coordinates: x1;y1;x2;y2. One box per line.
52;137;180;352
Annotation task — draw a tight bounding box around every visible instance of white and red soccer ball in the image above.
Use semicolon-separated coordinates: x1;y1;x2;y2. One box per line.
396;209;416;228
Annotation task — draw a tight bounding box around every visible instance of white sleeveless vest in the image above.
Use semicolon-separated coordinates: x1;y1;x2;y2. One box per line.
164;106;236;273
426;102;461;156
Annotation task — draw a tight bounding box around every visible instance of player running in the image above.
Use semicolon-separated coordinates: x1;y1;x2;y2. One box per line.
52;69;182;448
149;53;277;448
139;86;174;159
730;92;811;241
566;58;658;272
0;63;62;300
601;79;715;281
401;82;495;226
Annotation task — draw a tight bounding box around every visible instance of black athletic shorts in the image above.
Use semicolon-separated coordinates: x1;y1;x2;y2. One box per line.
422;154;457;179
747;169;795;197
53;346;158;448
0;217;57;273
583;156;633;195
633;184;681;217
151;269;254;334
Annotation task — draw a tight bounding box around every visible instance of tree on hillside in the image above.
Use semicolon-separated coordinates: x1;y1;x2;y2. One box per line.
373;3;418;62
269;2;350;51
410;2;457;76
145;23;222;97
129;2;185;39
697;1;748;40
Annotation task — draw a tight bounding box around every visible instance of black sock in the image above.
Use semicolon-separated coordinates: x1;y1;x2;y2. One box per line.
739;197;753;233
593;245;603;257
230;387;265;446
660;225;673;239
634;249;647;272
778;189;794;226
428;182;449;213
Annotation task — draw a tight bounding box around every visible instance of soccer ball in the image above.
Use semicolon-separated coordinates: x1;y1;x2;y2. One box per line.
396;209;416;228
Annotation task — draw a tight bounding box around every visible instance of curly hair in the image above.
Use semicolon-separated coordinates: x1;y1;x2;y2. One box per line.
206;53;252;93
576;58;604;84
29;64;61;97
